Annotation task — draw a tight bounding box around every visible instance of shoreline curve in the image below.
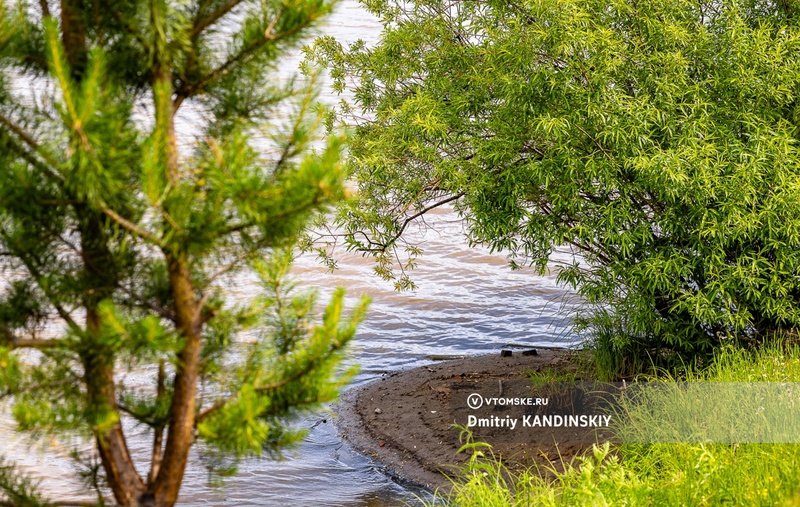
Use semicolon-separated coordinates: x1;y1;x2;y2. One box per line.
333;348;581;493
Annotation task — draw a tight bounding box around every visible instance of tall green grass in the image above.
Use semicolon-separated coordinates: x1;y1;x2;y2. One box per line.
426;343;800;506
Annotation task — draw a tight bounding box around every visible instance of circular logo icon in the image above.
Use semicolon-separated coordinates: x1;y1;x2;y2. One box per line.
467;393;483;410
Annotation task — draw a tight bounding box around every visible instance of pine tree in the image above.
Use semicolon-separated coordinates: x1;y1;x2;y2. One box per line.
0;1;366;506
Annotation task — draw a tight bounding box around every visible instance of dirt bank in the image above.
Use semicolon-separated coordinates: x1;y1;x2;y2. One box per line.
334;348;590;492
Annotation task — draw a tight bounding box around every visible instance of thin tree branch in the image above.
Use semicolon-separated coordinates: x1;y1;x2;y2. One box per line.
175;8;313;105
146;360;166;486
0;114;63;181
5;248;83;335
221;221;254;235
575;123;615;163
101;206;164;246
21;54;49;70
10;338;67;349
191;0;245;37
111;9;149;51
116;284;177;322
205;251;253;287
357;192;466;253
0;327;68;350
394;177;442;216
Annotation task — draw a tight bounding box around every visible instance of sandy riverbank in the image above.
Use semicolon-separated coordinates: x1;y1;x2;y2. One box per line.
334;348;591;493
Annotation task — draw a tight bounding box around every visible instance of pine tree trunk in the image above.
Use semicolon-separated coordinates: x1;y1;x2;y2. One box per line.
147;255;201;507
83;341;147;505
78;210;147;505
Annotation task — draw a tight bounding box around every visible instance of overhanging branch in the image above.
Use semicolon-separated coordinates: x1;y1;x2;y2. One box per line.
356;192;466;253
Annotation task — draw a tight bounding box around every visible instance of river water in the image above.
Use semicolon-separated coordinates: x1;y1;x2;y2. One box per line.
0;2;582;505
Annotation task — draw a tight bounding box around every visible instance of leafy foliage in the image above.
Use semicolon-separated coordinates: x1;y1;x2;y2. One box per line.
0;0;366;505
310;0;800;374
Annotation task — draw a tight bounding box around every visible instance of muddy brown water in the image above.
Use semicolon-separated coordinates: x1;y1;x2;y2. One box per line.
0;3;582;505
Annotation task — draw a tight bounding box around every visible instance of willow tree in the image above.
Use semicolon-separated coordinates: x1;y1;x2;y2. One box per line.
311;0;800;377
0;1;366;506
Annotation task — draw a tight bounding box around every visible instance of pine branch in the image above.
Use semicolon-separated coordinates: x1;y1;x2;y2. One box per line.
198;232;284;311
177;1;247;112
0;326;65;350
0;456;49;507
221;221;254;234
0;114;63;182
43;20;82;125
100;206;164;247
155;204;183;236
3;336;68;350
111;9;150;51
115;402;141;421
175;7;318;106
192;0;246;37
116;285;177;323
216;192;328;240
146;360;166;486
195;348;334;424
271;82;321;177
205;252;253;286
1;244;82;336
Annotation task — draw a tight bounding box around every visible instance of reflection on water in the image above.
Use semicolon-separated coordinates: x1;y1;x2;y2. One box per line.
0;2;583;505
